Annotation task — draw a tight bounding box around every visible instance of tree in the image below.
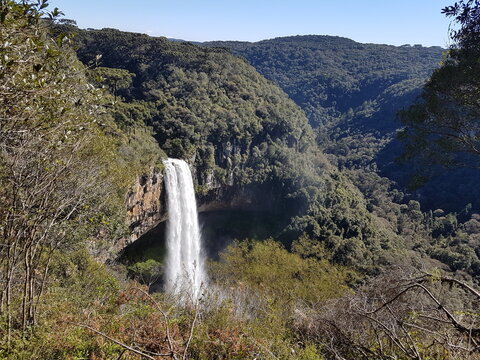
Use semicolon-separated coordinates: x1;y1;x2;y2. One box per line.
90;66;135;103
399;0;480;167
0;0;126;342
305;268;480;359
442;0;480;52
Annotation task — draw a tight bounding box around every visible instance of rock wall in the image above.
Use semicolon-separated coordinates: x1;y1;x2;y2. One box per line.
122;169;166;250
120;161;277;252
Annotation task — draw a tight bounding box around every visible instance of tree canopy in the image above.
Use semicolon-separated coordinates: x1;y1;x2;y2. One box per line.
400;0;480;167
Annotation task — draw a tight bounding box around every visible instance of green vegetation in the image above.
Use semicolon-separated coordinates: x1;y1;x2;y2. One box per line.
0;0;123;338
0;0;163;353
1;0;479;359
205;36;442;129
74;28;314;172
203;36;443;182
68;26;404;272
210;239;352;308
204;29;480;280
400;0;480;168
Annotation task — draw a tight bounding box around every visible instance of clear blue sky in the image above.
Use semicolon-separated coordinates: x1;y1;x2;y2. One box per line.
48;0;453;47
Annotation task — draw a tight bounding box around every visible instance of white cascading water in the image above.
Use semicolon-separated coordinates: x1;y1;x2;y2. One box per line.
163;158;206;299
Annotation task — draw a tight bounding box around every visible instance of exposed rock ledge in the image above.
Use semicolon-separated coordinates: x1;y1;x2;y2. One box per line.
119;169;166;251
119;166;275;253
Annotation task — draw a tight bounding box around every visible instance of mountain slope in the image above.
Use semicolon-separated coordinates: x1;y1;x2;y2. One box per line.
69;28;414;272
204;36;480;277
205;36;443;129
203;36;444;173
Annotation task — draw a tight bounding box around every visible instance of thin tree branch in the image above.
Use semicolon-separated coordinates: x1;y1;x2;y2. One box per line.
67;321;173;359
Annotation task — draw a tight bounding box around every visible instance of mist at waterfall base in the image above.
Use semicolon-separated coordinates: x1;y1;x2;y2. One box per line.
163;158;207;299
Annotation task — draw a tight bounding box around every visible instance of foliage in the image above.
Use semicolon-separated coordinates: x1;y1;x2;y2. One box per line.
0;0;163;350
398;53;480;167
72;27;480;278
74;28;314;173
387;1;480;276
204;37;441;185
307;268;480;360
2;2;480;359
89;66;135;102
4;240;477;360
442;0;480;52
399;1;480;166
206;36;442;129
128;259;163;288
0;246;332;359
206;31;480;277
210;239;351;309
0;0;117;338
70;27;404;273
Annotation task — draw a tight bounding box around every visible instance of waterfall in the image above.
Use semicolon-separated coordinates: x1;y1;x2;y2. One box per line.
163;158;206;298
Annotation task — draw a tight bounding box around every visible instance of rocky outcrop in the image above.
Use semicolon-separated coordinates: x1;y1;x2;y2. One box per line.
120;161;278;252
197;184;275;213
122;169;166;249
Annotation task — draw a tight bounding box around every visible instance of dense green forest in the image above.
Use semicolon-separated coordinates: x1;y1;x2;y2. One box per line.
205;36;442;128
205;35;480;211
0;0;479;359
70;27;409;274
203;34;480;279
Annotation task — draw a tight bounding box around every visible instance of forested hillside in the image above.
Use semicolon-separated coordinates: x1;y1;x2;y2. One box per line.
73;27;480;279
205;36;442;129
67;27;412;273
204;35;480;278
204;36;480;211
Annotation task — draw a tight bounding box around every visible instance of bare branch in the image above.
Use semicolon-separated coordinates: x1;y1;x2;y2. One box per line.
67;322;173;359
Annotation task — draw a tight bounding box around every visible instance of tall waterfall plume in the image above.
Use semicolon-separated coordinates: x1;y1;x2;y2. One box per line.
163;158;207;298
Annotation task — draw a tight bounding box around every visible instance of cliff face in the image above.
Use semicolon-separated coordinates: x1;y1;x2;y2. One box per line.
122;169;166;250
121;162;278;252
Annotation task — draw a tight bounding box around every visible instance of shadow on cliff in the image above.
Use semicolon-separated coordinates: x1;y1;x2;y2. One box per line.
119;208;290;267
